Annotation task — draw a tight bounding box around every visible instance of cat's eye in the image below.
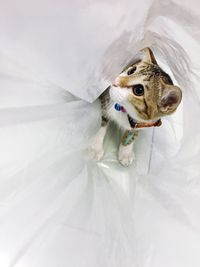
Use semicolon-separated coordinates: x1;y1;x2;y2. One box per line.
132;84;144;96
127;66;136;75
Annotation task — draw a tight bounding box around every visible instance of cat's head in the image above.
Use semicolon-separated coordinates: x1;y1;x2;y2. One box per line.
110;48;182;122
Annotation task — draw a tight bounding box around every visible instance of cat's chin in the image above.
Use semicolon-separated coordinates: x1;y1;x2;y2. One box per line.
122;102;151;123
125;105;161;124
109;87;160;123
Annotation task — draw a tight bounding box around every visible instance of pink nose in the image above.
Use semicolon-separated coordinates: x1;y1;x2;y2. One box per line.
113;77;120;87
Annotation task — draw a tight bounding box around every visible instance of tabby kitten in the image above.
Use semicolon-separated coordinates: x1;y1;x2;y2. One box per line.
89;48;182;166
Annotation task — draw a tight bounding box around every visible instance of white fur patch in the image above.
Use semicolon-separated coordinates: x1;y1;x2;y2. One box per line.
118;143;135;167
88;126;107;161
109;85;129;102
107;105;131;129
109;85;146;128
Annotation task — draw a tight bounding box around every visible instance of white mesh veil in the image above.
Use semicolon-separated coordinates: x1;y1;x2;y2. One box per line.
0;0;200;266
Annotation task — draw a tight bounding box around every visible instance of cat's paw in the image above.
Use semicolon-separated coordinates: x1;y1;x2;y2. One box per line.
88;145;104;161
118;145;135;167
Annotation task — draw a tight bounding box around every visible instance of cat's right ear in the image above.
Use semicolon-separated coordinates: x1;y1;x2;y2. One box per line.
141;47;157;65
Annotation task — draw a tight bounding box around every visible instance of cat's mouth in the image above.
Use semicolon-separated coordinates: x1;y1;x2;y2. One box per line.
110;84;161;124
122;100;159;123
111;101;161;129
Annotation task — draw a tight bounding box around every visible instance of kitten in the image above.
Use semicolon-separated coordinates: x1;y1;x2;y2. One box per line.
89;48;182;166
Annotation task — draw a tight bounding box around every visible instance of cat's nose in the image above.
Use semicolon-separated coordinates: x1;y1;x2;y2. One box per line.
113;77;120;87
160;87;182;113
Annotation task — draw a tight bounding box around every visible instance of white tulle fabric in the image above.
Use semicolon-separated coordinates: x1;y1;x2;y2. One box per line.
0;0;200;266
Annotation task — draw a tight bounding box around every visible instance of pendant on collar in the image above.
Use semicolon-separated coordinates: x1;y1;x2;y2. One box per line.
114;103;127;113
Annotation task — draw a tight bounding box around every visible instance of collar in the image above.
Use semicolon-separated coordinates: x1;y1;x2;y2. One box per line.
114;103;162;129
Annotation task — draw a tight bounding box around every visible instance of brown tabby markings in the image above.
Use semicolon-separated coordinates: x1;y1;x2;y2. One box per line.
99;87;110;126
92;48;182;166
117;62;175;120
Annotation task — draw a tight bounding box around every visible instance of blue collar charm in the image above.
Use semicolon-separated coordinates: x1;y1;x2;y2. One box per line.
114;103;127;113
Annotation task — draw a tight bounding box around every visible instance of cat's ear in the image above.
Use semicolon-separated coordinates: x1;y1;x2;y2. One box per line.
159;83;182;114
141;47;157;64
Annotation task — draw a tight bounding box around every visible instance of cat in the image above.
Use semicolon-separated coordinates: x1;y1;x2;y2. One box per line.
89;48;182;166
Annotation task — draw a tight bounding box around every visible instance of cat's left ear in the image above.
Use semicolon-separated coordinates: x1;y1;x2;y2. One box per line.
141;47;157;65
159;82;182;114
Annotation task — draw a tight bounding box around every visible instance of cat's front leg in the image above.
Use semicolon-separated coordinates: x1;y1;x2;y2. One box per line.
88;117;108;161
118;130;138;167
